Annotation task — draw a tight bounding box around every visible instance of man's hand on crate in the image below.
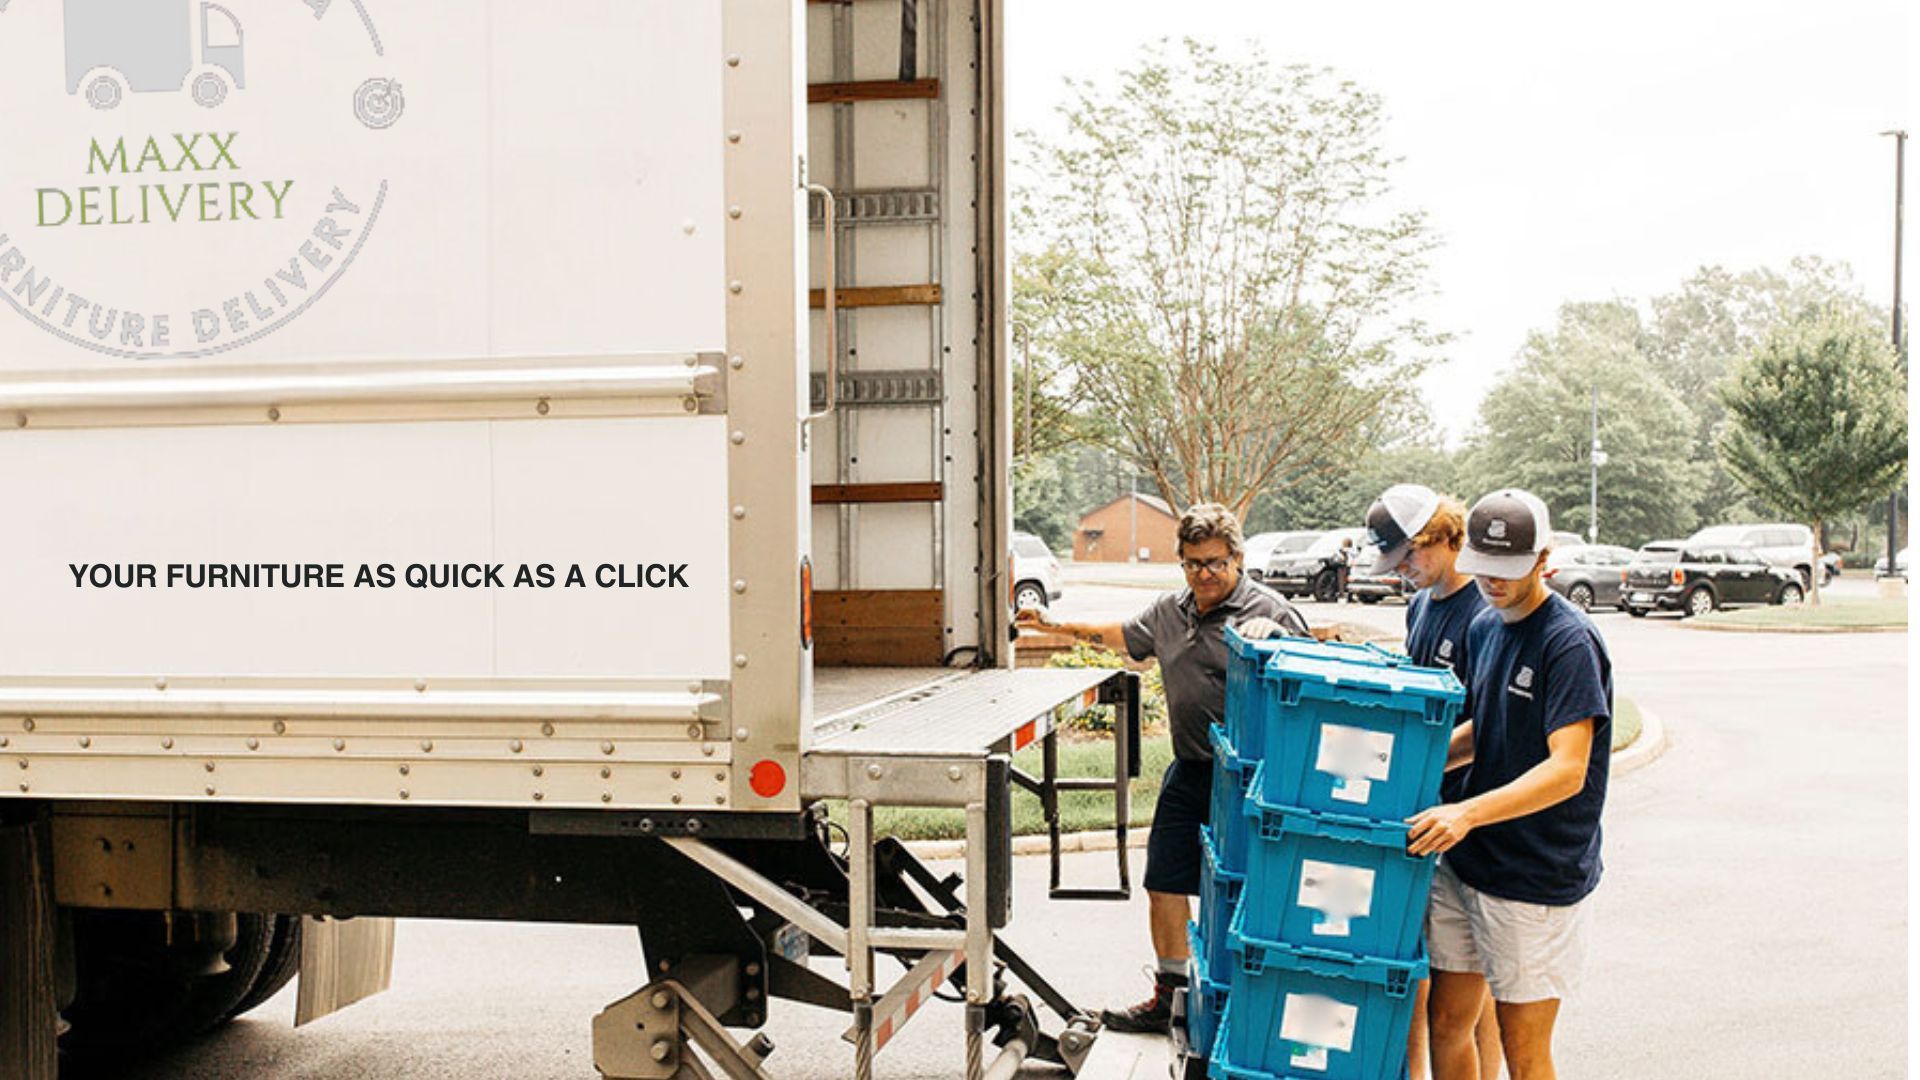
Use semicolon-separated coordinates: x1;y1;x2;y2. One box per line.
1406;802;1478;856
1236;616;1285;640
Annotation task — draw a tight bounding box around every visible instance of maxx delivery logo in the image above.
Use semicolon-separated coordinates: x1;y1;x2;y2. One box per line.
0;0;407;360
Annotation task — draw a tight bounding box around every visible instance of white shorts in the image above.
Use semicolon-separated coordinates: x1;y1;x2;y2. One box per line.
1425;857;1591;1004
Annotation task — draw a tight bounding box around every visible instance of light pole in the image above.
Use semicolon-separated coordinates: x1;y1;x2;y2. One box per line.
1589;383;1607;543
1880;129;1906;574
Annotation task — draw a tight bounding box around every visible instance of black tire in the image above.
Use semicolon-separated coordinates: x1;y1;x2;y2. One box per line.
1683;586;1716;618
1311;569;1340;604
1627;608;1648;618
1356;594;1381;605
1013;582;1047;612
1794;565;1813;589
1568;583;1594;612
1776;581;1804;606
61;911;276;1063
224;915;302;1022
176;914;275;1036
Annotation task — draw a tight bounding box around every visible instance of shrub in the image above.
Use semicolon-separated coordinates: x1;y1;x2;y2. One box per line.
1043;643;1168;734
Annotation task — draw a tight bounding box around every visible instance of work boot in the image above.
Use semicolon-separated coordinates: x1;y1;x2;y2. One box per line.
1100;967;1186;1035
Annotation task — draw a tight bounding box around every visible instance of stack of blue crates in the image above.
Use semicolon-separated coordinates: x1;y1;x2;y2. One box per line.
1186;630;1464;1080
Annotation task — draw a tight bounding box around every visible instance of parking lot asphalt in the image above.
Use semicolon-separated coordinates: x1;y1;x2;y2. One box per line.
103;573;1906;1079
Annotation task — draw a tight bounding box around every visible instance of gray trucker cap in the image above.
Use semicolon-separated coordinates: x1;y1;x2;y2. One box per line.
1456;489;1554;579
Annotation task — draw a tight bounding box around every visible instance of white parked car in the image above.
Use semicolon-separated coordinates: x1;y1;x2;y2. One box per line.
1686;523;1825;586
1245;530;1319;583
1012;531;1064;611
1874;547;1909;580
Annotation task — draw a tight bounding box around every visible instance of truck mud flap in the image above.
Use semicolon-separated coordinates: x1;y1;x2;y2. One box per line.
294;915;394;1027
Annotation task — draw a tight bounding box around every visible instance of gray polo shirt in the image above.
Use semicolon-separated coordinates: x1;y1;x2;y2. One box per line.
1122;575;1310;762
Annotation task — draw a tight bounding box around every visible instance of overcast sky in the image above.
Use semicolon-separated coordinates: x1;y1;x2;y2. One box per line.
1005;1;1914;443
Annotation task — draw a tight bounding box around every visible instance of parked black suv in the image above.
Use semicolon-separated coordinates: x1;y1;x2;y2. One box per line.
1622;544;1805;617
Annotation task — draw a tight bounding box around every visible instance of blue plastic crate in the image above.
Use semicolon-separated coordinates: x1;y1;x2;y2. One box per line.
1208;726;1257;874
1197;825;1245;979
1185;922;1231;1067
1237;783;1436;963
1214;913;1426;1080
1225;629;1296;761
1254;644;1463;823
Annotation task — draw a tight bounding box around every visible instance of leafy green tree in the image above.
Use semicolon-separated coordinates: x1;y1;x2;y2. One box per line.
1015;39;1443;519
1717;309;1909;603
1462;302;1703;546
1247;430;1462;533
1646;258;1885;523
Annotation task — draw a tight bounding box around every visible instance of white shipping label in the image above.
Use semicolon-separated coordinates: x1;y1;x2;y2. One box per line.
1280;992;1359;1069
1316;724;1396;804
1298;860;1376;937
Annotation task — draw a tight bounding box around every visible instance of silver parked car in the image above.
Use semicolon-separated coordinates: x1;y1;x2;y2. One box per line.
1012;531;1063;611
1246;530;1321;583
1686;523;1825;586
1544;543;1637;612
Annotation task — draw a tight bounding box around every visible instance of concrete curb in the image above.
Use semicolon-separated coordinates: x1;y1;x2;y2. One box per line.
910;706;1673;859
1611;702;1669;776
1679;620;1907;634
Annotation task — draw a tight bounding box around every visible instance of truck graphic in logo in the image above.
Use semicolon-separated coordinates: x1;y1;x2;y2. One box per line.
64;0;246;110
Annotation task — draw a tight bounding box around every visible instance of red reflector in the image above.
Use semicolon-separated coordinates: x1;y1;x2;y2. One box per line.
749;759;787;799
1014;720;1037;750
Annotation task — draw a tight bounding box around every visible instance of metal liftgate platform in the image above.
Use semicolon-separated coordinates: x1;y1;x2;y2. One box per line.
630;666;1142;1080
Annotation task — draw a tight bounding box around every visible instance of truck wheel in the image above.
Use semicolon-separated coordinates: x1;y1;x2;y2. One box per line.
62;911;277;1062
222;915;301;1022
1312;570;1339;603
1356;594;1380;605
177;913;275;1036
191;71;229;108
1627;608;1647;618
83;73;125;110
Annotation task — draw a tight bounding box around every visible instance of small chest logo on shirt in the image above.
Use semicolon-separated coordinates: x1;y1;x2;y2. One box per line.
1509;665;1535;699
1437;639;1454;660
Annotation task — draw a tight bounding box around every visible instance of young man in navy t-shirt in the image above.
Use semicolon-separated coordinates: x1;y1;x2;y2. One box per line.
1365;484;1498;1080
1407;489;1612;1080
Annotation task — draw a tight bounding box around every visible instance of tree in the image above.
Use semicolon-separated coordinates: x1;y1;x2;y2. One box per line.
1461;302;1703;546
1717;309;1909;603
1015;39;1443;519
1646;258;1885;523
1247;424;1462;533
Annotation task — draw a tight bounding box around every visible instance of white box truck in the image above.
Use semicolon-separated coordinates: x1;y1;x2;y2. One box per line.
0;3;1141;1077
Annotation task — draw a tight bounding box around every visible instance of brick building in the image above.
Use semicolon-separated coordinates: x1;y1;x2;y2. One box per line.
1073;493;1179;563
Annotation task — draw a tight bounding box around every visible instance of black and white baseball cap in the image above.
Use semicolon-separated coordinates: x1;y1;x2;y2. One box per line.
1365;484;1441;575
1456;489;1554;579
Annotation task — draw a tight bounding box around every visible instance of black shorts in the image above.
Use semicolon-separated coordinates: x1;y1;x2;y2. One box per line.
1144;757;1213;896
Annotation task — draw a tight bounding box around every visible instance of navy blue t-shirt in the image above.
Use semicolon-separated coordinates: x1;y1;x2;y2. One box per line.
1404;582;1487;802
1446;592;1612;906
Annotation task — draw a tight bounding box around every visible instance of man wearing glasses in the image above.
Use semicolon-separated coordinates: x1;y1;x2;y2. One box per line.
1016;503;1308;1034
